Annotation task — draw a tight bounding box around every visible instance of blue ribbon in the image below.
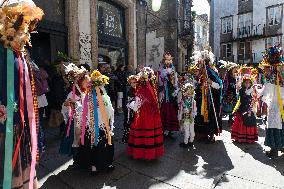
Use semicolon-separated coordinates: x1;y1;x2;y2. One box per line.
92;89;99;146
165;78;169;102
3;49;14;189
208;67;223;104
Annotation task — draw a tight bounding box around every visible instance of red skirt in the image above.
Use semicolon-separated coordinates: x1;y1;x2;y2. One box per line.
127;108;164;160
231;113;258;143
160;101;179;131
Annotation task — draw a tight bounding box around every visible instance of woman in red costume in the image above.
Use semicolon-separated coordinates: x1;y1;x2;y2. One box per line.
127;67;164;160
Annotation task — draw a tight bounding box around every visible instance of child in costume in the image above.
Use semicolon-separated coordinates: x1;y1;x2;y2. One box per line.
122;75;138;143
178;83;197;148
158;53;179;138
231;75;258;143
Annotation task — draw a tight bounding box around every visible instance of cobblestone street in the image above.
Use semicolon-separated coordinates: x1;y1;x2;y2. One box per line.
37;116;284;189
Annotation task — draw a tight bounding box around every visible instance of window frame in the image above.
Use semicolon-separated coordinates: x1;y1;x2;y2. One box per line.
221;16;233;34
267;5;283;26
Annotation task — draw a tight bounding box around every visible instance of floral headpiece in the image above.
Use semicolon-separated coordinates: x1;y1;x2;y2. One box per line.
219;60;239;71
0;0;44;51
262;45;284;66
137;67;156;82
90;70;109;88
191;49;215;66
238;65;253;75
64;63;87;84
127;75;138;84
182;83;195;96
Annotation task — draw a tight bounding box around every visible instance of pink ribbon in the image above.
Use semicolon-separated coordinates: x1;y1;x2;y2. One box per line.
81;94;89;145
66;84;76;137
24;56;37;189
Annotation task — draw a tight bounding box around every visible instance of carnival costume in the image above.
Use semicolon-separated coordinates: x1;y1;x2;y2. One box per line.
0;0;44;188
158;53;179;134
256;46;284;157
61;66;115;172
178;83;197;148
220;61;238;119
231;75;258;143
122;75;137;143
191;50;223;142
127;67;164;160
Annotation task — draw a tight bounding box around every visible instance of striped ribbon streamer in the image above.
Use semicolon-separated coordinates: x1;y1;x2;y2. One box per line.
81;93;89;145
66;84;76;137
3;49;14;189
95;87;112;145
12;53;25;170
92;89;99;146
23;55;37;189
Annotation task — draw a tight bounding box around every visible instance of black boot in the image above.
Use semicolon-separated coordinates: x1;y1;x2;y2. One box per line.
266;149;278;158
179;142;189;148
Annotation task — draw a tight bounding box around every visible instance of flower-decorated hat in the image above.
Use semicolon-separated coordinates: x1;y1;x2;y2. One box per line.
127;74;138;84
64;63;88;84
0;0;44;51
182;82;195;96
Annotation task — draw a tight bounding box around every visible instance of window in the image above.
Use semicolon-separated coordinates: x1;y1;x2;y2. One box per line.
238;12;252;37
221;43;232;58
266;36;282;48
238;42;251;61
267;5;282;26
221;17;233;34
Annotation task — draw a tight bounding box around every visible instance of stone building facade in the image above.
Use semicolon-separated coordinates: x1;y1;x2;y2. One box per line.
209;0;284;64
137;0;193;72
66;0;137;69
32;0;137;69
194;14;209;51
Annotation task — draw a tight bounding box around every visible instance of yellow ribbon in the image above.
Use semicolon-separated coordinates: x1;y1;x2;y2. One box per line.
201;84;209;123
276;74;284;122
95;87;112;145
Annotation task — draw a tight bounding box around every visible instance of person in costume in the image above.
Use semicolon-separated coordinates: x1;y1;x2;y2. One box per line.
61;65;115;174
192;49;223;143
0;1;44;188
231;75;258;143
158;52;179;138
255;46;284;158
178;83;197;148
127;67;164;160
220;61;239;124
122;75;138;143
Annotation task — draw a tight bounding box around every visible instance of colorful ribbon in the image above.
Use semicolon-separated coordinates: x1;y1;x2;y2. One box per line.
23;55;37;189
66;84;76;137
95;87;112;145
92;89;99;146
3;49;14;189
12;53;25;171
276;74;284;122
81;93;89;145
165;78;169;102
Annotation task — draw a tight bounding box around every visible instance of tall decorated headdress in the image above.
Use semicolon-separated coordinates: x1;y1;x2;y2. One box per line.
0;0;44;51
137;66;157;85
181;82;195;97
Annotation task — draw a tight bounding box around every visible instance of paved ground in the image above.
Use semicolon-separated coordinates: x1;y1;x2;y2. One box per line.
37;115;284;189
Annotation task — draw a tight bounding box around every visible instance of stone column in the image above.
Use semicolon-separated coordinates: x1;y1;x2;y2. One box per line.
90;0;98;69
65;0;79;60
78;0;92;66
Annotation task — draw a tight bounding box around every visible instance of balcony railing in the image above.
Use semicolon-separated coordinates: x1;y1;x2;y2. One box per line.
234;24;265;40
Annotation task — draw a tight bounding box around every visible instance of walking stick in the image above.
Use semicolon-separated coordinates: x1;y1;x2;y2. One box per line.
203;60;220;135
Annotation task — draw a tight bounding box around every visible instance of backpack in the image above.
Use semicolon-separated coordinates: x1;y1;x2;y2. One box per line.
34;68;50;96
